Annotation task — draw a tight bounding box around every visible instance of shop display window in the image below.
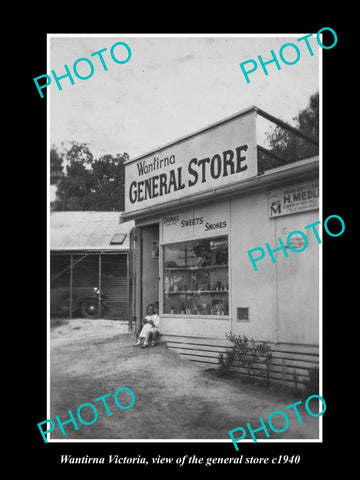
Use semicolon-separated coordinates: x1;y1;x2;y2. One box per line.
163;236;229;316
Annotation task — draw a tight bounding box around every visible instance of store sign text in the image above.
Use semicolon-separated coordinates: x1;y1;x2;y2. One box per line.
181;216;204;227
269;182;319;217
205;220;227;232
163;215;180;226
128;145;248;205
178;216;228;232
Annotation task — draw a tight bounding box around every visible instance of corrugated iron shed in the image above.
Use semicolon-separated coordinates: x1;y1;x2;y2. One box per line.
50;211;134;251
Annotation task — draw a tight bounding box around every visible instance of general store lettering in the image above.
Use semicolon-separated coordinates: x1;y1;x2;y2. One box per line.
188;145;248;186
129;144;248;204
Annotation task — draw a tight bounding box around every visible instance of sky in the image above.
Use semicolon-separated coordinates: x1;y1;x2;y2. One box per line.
49;34;320;161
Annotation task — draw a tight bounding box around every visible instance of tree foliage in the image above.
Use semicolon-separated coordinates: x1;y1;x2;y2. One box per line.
50;146;64;185
50;141;128;211
259;92;319;171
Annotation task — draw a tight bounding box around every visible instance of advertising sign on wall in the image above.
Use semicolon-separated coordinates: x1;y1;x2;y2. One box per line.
269;181;319;218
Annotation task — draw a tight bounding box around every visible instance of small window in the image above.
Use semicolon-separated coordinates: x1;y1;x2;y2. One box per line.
237;307;249;321
110;233;127;245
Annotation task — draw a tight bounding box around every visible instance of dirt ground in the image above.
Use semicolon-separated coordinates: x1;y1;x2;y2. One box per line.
49;318;321;442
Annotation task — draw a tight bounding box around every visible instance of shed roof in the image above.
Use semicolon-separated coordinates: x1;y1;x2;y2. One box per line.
50;211;134;252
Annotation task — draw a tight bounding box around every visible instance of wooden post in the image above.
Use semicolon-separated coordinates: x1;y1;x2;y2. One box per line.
98;254;102;319
282;358;286;387
69;254;73;320
136;227;143;335
127;252;132;331
130;229;138;333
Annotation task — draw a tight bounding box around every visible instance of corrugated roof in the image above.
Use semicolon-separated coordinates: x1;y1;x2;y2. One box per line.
50;212;134;251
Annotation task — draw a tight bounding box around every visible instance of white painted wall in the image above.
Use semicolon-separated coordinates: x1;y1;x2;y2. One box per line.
229;188;319;345
159;181;319;347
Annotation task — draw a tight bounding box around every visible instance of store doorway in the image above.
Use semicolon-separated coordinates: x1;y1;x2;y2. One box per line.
137;223;159;332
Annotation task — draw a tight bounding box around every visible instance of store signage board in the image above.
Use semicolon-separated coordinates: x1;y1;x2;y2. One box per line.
125;110;257;214
269;181;319;218
162;202;230;243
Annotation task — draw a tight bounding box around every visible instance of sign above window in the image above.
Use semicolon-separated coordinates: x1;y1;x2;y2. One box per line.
162;202;230;243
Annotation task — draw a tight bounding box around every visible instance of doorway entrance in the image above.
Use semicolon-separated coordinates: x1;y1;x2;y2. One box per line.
136;223;159;332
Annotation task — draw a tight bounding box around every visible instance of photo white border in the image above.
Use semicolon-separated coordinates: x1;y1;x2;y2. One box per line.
46;32;323;445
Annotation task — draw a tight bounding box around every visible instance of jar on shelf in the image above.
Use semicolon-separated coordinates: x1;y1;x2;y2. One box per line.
216;302;224;315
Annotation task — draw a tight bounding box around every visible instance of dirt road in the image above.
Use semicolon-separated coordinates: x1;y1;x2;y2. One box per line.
49;318;320;442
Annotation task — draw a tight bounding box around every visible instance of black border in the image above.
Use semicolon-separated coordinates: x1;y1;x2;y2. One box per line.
24;14;351;473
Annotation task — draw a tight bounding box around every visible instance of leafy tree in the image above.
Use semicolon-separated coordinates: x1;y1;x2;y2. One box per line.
259;92;319;172
50;141;128;211
50;145;64;185
86;154;127;211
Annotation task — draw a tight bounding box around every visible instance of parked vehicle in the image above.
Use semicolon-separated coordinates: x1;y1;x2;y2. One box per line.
50;286;107;318
80;287;108;318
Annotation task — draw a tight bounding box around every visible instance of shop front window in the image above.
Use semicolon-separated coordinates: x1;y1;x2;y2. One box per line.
163;236;229;316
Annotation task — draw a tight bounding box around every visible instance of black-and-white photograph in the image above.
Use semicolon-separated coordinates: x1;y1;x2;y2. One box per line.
23;23;352;472
45;33;325;447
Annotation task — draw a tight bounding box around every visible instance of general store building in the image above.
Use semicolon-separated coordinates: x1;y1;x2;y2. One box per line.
121;106;320;388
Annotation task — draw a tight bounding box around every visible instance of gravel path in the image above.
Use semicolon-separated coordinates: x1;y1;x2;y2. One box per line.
49;318;321;443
